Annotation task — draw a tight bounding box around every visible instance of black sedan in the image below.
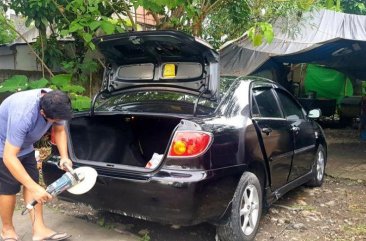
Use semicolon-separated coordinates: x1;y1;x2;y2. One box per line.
43;31;326;241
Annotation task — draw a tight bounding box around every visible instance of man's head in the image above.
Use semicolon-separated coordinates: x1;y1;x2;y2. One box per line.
40;90;72;121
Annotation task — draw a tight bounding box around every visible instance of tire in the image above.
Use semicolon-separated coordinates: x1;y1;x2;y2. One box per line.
307;145;326;187
217;172;262;241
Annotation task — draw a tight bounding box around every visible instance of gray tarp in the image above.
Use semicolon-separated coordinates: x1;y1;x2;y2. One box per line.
220;9;366;78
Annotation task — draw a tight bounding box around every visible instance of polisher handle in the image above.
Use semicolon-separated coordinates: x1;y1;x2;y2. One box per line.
21;200;38;215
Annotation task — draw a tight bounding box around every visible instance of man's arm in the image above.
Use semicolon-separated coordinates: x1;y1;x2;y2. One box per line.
3;140;52;203
52;124;72;169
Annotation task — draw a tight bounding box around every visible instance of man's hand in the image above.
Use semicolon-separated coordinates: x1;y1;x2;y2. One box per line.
59;157;73;171
30;184;53;204
52;124;72;171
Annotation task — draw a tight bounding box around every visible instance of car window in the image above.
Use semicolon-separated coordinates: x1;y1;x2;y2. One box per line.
275;89;305;120
95;90;217;115
251;96;260;117
220;76;238;97
252;88;282;118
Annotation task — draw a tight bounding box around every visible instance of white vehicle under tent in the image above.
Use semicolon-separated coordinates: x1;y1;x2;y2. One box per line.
219;9;366;131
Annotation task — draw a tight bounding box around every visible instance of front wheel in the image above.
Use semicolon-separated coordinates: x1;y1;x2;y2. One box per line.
307;144;326;187
217;172;262;241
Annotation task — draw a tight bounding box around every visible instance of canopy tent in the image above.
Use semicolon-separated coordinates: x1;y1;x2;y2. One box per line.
219;9;366;80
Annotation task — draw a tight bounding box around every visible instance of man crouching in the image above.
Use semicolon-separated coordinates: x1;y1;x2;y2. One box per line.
0;89;72;241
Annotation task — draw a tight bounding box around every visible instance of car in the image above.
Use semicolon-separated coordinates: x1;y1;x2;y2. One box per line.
42;30;327;241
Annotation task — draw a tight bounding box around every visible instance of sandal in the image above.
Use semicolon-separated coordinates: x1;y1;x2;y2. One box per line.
32;232;71;241
0;234;20;241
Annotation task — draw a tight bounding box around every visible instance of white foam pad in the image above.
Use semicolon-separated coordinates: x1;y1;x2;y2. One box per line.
67;167;98;195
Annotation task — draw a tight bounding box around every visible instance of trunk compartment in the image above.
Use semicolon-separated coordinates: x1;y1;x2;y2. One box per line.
69;115;181;168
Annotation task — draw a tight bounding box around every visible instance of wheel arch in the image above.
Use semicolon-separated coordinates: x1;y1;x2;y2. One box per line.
216;160;269;224
317;135;327;157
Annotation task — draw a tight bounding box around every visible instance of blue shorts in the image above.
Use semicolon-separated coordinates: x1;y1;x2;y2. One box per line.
0;151;39;195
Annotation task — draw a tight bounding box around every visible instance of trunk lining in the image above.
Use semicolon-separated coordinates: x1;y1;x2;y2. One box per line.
69;115;180;167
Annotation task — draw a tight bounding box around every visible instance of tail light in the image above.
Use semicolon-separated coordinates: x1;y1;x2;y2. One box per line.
168;131;213;158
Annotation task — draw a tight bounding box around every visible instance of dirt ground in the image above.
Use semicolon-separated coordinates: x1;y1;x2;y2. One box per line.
19;128;366;241
36;175;365;241
255;177;366;241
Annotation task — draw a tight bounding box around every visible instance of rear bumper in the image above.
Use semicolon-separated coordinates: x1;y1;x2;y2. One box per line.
42;160;239;225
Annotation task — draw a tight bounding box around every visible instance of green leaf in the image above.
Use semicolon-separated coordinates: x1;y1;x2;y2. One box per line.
253;34;263;46
29;78;49;89
71;95;91;111
80;5;86;12
101;21;115;35
259;23;274;43
51;74;72;88
263;29;274;44
69;21;83;33
0;75;28;93
83;33;93;43
356;3;366;11
88;42;96;50
80;60;98;72
60;30;69;36
89;21;101;31
62;85;85;94
248;26;256;40
88;6;98;13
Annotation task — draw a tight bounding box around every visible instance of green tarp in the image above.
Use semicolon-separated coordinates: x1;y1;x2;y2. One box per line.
304;64;353;104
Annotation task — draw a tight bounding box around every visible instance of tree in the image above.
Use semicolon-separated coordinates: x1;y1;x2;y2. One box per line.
1;0;340;81
322;0;366;15
134;0;229;36
0;9;16;44
203;0;318;48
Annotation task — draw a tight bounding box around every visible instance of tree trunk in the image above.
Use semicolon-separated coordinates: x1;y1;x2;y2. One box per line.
192;15;205;36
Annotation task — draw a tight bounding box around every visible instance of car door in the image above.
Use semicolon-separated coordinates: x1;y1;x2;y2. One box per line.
251;86;294;190
274;88;316;181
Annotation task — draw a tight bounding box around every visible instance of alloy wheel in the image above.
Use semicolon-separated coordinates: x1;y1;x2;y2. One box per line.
240;184;260;236
316;150;325;181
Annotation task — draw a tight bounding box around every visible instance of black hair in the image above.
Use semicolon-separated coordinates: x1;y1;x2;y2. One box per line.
40;90;73;120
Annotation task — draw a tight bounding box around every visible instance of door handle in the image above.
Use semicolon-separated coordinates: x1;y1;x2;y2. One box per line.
261;127;272;135
291;126;300;132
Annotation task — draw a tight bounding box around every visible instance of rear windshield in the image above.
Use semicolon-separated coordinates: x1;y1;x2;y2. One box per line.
95;90;217;115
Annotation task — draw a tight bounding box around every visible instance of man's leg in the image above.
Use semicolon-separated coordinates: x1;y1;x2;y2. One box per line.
21;152;53;238
0;194;18;239
0;156;20;240
23;187;68;240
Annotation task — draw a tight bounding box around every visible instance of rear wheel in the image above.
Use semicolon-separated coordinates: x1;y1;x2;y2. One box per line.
307;145;326;187
217;172;262;241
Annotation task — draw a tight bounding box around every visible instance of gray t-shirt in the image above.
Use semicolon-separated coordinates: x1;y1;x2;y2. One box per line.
0;88;56;157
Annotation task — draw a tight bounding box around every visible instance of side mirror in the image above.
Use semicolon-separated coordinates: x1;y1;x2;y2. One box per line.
308;109;321;119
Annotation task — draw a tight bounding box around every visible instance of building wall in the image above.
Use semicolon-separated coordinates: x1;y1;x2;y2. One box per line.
0;46;16;70
135;7;156;29
15;45;39;71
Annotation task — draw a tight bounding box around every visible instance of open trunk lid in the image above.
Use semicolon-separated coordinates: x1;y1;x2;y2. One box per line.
93;31;220;100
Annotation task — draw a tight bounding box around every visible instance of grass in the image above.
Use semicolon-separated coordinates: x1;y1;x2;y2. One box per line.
290;204;317;211
343;224;366;235
139;233;151;241
97;216;116;230
348;204;366;214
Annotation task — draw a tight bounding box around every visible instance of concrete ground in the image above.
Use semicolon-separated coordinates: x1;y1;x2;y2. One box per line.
6;206;140;241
